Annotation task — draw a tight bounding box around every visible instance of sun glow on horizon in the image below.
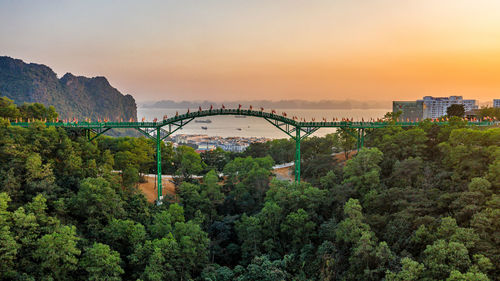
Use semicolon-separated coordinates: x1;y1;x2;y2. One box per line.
2;0;500;102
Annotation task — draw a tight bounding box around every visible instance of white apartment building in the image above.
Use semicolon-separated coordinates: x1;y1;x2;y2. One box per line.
218;143;248;152
420;96;478;119
494;99;500;108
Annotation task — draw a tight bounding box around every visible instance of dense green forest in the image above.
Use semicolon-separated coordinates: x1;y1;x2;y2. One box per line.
0;97;499;280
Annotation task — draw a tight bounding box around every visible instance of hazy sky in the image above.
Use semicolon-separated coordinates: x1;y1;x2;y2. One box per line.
1;0;500;102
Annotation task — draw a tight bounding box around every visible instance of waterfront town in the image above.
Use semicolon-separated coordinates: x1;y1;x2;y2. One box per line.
168;134;270;153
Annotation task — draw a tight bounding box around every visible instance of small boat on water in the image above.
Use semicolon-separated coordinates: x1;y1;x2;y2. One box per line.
234;116;247;118
236;128;242;131
201;126;208;130
195;119;212;123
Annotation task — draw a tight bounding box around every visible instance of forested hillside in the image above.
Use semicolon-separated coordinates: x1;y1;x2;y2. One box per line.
0;99;499;280
0;56;136;121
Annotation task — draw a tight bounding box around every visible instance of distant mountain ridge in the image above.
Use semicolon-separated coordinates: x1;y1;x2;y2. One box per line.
0;56;137;120
142;99;391;110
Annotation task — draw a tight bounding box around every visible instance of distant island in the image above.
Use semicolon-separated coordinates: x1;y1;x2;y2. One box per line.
0;56;137;121
141;99;391;110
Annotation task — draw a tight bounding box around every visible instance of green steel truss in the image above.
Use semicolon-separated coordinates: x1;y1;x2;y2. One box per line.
10;109;497;204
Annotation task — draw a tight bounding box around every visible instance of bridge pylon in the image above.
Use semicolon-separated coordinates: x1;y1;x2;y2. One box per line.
295;128;301;182
156;127;163;205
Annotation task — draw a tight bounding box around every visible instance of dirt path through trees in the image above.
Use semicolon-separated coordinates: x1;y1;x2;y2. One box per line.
138;175;177;202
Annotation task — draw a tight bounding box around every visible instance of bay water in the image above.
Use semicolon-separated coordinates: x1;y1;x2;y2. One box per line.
137;107;390;138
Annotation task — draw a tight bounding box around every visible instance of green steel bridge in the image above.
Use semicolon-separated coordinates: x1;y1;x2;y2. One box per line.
9;108;497;203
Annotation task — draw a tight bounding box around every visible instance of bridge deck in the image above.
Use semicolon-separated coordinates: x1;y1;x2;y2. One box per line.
8;107;497;129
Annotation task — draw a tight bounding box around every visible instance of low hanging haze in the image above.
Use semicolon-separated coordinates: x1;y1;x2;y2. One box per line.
2;0;500;103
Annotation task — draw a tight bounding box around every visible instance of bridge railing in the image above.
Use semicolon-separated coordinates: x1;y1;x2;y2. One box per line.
8;112;498;129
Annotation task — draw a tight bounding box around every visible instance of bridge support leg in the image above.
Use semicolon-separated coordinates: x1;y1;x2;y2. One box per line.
356;128;365;152
82;129;90;141
357;129;360;152
295;128;301;183
156;127;163;205
360;128;365;148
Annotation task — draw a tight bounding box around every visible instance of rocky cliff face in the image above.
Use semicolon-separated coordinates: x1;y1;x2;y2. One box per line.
0;56;137;120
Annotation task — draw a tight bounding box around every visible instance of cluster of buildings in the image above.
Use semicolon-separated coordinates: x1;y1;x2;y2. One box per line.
393;96;499;121
170;134;270;153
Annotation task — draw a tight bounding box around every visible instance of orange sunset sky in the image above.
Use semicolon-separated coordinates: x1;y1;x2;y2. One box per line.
1;0;500;103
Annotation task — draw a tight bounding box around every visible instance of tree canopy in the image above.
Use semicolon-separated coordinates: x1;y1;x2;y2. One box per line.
447;104;465;117
0;99;499;280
